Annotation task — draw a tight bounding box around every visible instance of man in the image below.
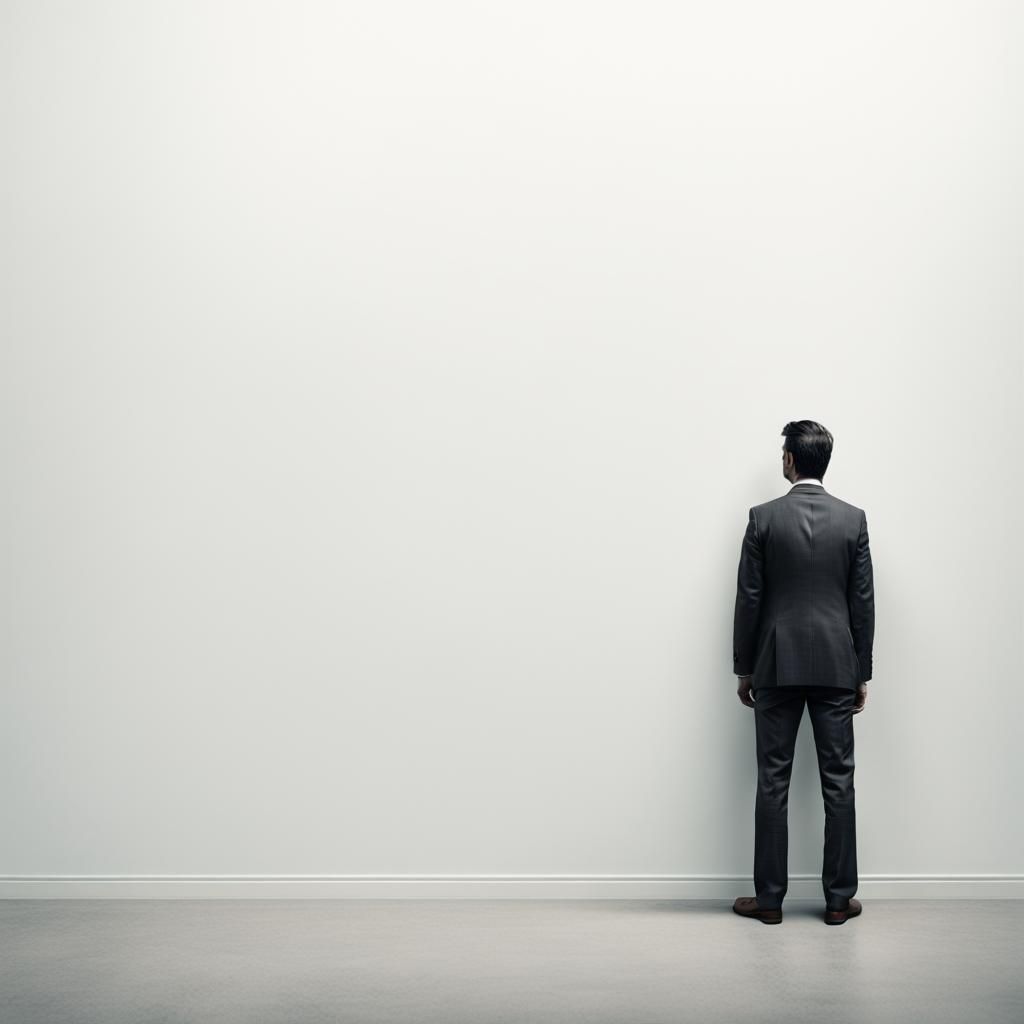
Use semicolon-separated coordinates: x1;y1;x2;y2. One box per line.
731;420;874;926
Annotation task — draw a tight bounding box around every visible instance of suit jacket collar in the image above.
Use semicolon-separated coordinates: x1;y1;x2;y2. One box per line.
789;481;826;492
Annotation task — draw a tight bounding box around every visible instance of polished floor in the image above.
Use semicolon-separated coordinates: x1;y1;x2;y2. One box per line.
1;899;1021;1024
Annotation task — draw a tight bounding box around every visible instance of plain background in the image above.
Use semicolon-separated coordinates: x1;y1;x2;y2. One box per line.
2;1;1021;889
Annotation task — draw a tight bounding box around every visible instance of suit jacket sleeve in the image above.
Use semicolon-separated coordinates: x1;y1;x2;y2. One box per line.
847;510;875;683
733;507;764;676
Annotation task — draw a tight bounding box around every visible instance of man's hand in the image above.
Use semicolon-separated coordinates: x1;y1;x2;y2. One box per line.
853;682;868;714
737;675;755;708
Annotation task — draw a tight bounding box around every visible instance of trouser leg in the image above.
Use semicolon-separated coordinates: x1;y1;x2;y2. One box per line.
752;687;806;909
806;686;858;911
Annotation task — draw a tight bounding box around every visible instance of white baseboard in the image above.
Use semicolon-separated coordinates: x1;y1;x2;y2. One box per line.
1;874;1021;899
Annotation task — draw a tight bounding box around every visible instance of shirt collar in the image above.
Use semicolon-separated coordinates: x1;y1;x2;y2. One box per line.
789;477;824;489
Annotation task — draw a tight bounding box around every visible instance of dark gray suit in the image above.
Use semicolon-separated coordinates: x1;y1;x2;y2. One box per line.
731;480;875;911
733;481;874;689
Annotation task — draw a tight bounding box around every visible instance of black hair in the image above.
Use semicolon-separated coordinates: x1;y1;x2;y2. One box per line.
782;420;833;479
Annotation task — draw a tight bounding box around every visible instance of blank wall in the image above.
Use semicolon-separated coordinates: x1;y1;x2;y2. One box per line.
2;0;1021;896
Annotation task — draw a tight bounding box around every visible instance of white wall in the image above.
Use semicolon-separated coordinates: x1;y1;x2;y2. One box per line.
2;1;1021;896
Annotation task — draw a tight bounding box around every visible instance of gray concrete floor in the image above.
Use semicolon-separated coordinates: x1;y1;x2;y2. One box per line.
1;899;1021;1024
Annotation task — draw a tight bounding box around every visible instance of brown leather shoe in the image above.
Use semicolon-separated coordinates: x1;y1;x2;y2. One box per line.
824;898;862;925
732;896;782;924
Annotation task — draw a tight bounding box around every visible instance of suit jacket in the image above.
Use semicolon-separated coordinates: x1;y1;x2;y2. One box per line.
732;481;874;690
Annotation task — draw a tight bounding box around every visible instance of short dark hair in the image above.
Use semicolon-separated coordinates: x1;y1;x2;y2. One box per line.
782;420;834;479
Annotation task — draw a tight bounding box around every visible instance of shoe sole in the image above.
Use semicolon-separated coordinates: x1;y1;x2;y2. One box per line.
824;907;862;925
733;908;783;925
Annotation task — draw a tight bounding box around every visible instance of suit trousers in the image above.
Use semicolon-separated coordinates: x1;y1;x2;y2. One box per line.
752;685;858;911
